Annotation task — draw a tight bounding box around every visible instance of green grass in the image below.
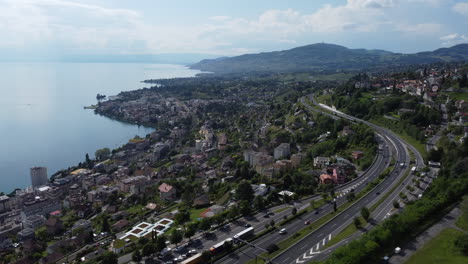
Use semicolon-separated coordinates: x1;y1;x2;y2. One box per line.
370;165;411;212
370;117;427;158
311;73;354;81
456;195;468;232
274;207;290;214
315;93;332;105
405;228;468;264
444;92;468;101
323;217;364;249
189;206;210;221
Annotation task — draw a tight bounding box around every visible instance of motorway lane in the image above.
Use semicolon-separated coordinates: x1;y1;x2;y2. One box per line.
268;96;413;264
216;132;393;263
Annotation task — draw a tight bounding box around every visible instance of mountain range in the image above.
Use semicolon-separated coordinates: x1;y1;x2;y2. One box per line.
190;43;468;74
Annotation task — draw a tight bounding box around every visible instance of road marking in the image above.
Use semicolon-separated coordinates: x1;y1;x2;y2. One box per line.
322;238;326;246
316;243;320;250
331;223;337;228
328;234;332;241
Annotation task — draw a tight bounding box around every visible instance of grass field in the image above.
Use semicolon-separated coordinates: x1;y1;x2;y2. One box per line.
405;228;468;264
456;195;468;232
444;92;468;101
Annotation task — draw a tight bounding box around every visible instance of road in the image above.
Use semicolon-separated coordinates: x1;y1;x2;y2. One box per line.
274;95;428;264
214;98;396;264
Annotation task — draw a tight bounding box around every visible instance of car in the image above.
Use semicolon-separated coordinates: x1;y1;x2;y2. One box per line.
279;228;287;234
376;192;381;195
268;212;275;216
315;210;319;215
263;214;270;218
174;245;185;252
304;220;310;225
244;223;251;228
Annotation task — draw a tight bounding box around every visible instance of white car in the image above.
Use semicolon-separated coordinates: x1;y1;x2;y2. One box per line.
279;228;287;234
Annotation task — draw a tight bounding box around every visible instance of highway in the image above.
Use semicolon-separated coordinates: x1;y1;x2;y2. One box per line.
214;97;397;264
272;95;427;264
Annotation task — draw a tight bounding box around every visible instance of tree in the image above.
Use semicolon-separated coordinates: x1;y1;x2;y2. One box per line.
236;181;254;201
393;200;400;209
95;148;110;160
310;199;316;209
361;207;370;222
199;219;211;232
333;201;337;212
101;216;110;233
184;225;196;241
253;196;265;210
353;217;362;229
85;153;91;164
292;207;297;216
346;192;356;202
142;242;156;257
100;252;118;264
170;229;183;245
132;250;142;262
270;220;275;227
155;235;167;252
239;200;252;216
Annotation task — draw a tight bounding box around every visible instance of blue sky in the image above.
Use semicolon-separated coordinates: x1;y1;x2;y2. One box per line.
1;0;468;60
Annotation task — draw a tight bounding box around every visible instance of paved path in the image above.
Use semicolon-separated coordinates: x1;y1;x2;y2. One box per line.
388;206;465;264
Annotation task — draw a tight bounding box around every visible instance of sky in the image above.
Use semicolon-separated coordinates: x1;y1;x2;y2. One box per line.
1;0;468;61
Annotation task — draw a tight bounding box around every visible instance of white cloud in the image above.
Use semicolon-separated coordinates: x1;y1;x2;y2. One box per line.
0;0;465;56
440;33;468;46
396;23;443;34
453;2;468;16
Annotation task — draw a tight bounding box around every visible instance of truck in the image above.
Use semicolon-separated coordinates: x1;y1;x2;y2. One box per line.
233;227;255;241
411;166;417;174
180;253;203;264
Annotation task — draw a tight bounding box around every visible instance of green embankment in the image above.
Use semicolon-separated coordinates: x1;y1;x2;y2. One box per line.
405;228;468;264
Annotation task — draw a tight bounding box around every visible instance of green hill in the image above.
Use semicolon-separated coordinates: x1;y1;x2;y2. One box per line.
190;43;468;74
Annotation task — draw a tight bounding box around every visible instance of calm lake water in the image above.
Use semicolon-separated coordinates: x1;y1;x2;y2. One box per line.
0;63;201;193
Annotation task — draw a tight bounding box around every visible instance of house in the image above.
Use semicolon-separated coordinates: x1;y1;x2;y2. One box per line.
159;183;176;201
17;228;35;241
339;126;354;137
193;195;210;208
352;151;364;160
313;157;330;168
291;153;306;168
111;219;129;232
274;143;291;160
45;218;64;235
40;252;64;264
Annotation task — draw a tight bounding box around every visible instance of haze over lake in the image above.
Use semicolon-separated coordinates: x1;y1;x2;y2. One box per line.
0;63;201;193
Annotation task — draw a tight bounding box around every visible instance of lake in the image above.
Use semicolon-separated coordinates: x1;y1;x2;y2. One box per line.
0;62;201;193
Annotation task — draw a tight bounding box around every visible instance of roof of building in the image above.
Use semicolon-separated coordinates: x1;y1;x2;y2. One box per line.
159;183;174;193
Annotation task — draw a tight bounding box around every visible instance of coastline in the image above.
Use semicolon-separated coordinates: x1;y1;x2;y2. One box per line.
0;62;201;195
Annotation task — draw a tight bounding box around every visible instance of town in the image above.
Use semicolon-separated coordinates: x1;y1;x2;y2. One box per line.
0;61;467;264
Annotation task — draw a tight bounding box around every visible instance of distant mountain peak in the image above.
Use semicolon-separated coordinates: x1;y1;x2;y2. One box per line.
190;43;468;74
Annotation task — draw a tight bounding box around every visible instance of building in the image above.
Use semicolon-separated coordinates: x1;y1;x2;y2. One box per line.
291;153;306;168
0;195;11;213
352;151;364;160
45;218;64;235
21;198;62;220
22;215;46;230
120;219;173;241
159;183;176;201
313;157;330;168
30;167;48;188
274;143;291;160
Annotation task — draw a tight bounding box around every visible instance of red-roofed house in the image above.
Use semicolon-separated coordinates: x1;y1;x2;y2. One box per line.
159;183;176;201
